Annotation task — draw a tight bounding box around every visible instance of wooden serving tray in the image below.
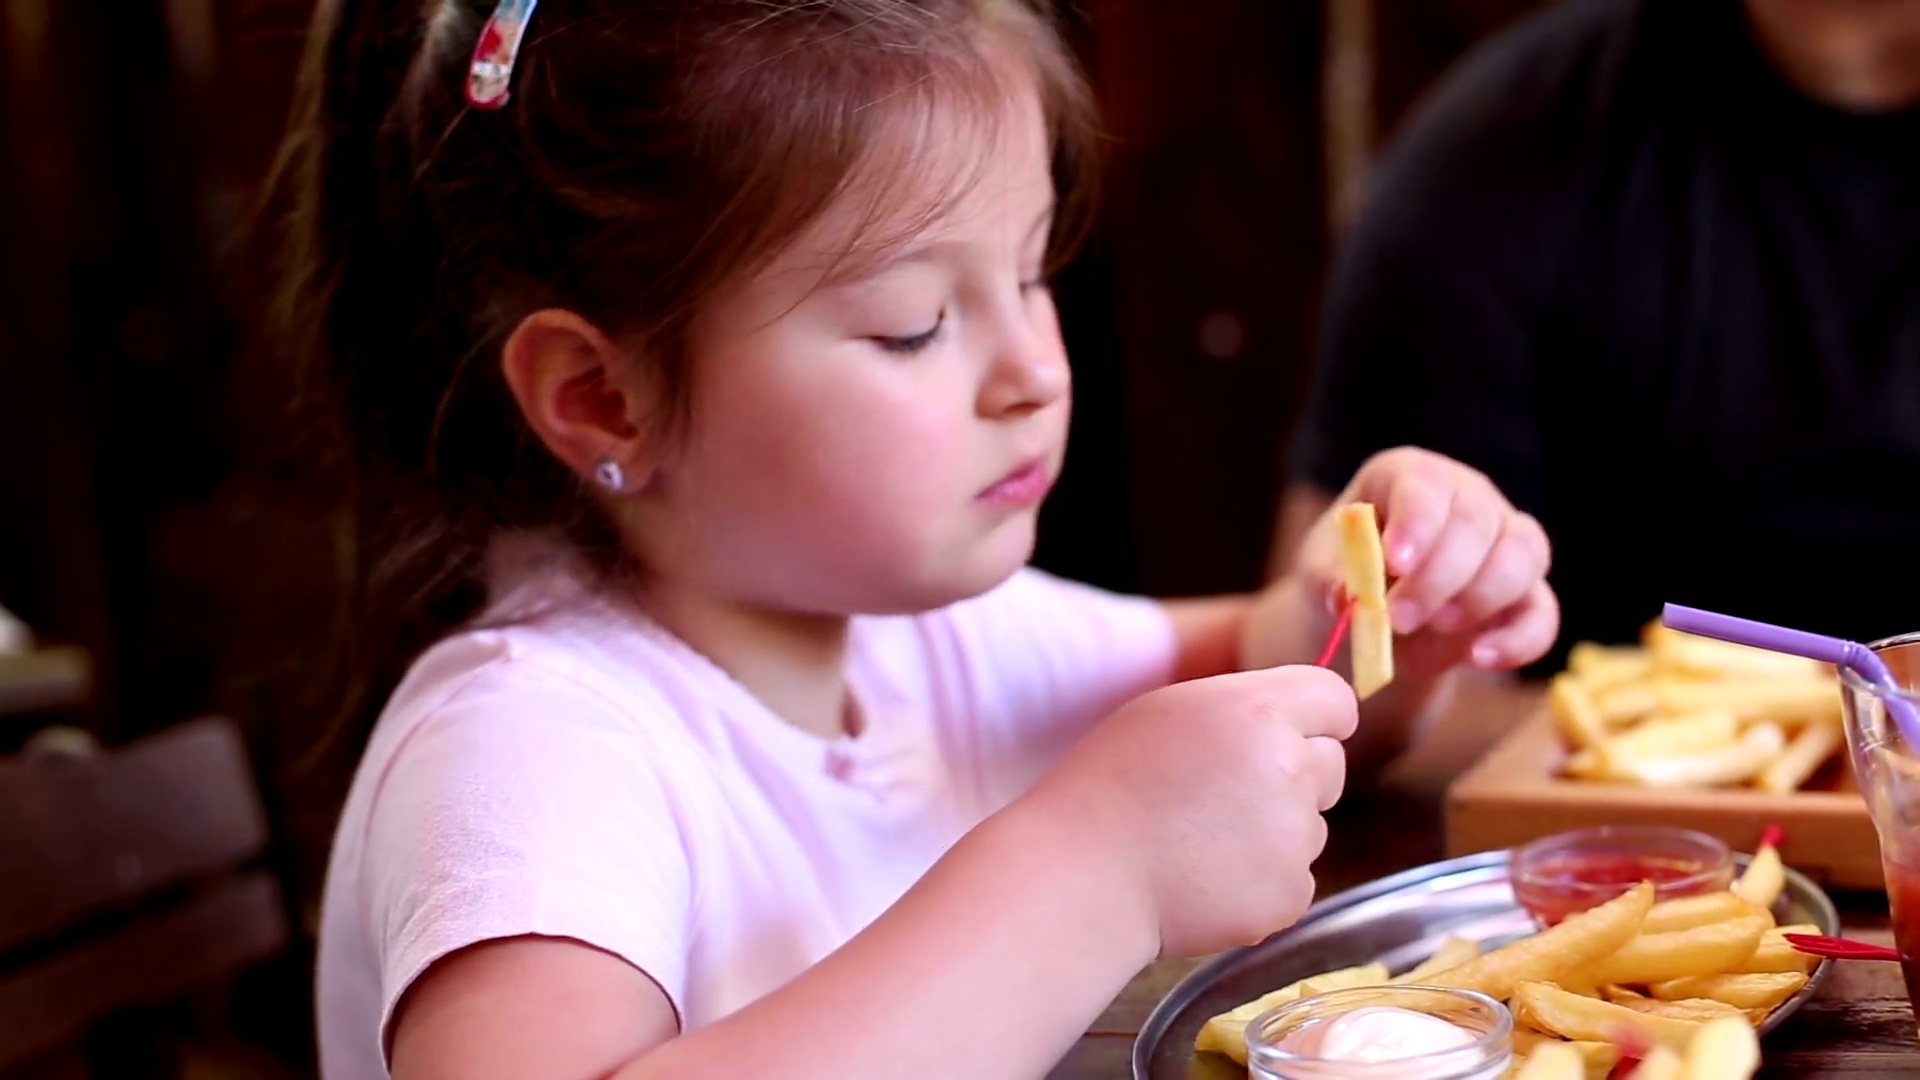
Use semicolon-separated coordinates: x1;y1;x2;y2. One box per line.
1444;709;1886;890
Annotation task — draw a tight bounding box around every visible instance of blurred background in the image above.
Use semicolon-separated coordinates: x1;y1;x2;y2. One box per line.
0;0;1534;1076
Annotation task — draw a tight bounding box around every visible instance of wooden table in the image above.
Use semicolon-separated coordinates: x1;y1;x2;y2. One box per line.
1048;676;1917;1078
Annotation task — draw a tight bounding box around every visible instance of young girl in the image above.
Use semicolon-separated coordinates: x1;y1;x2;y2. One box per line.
278;1;1559;1077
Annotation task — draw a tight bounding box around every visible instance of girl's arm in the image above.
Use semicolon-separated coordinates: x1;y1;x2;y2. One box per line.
390;792;1157;1080
389;660;1358;1080
1162;595;1253;683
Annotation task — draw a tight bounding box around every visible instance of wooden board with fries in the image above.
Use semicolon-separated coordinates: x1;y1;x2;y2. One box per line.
1447;621;1882;889
1191;852;1815;1079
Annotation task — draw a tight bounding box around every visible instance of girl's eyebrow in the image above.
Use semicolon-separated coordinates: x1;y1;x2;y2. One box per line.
825;201;1058;289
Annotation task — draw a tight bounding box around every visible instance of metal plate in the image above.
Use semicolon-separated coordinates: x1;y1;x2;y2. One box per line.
1133;851;1840;1080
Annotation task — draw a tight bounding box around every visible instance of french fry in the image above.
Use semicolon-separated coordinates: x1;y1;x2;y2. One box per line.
1392;935;1480;983
1337;503;1387;604
1758;718;1844;794
1646;626;1828;681
1605;710;1740;762
1610;724;1786;789
1512;981;1702;1050
1649;972;1808;1013
1731;925;1821;975
1601;986;1755;1025
1677;1015;1761;1079
1628;1046;1684;1080
1642;891;1771;935
1192;962;1389;1063
1596;679;1661;726
1336;503;1393;699
1551;674;1611;752
1733;843;1786;910
1513;1030;1622;1079
1589;916;1769;987
1349;602;1394;701
1566;711;1742;781
1515;1040;1586;1080
1569;642;1653;692
1653;676;1840;728
1427;882;1654;1000
1633;711;1742;750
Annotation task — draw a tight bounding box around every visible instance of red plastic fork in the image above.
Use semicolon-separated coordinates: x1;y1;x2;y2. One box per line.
1784;932;1901;963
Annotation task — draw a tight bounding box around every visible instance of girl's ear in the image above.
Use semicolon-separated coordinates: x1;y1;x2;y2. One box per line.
498;309;662;491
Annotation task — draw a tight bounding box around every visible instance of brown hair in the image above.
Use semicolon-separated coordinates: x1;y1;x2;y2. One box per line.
266;0;1099;789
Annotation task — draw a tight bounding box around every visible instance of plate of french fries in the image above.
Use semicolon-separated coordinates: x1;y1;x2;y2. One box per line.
1548;623;1845;794
1134;842;1836;1080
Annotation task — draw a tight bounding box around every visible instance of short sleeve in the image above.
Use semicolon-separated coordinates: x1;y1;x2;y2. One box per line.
359;661;693;1050
930;569;1175;784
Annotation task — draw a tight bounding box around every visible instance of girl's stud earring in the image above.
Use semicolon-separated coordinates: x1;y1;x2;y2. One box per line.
594;459;627;493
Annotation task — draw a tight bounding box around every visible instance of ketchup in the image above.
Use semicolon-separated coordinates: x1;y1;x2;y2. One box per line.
1512;851;1728;927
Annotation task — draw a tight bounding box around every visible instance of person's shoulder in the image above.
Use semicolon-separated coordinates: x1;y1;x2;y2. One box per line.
1371;0;1648;214
1411;0;1643;138
359;607;700;786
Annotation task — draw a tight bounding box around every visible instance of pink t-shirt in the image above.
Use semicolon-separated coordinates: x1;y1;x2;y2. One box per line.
314;546;1175;1079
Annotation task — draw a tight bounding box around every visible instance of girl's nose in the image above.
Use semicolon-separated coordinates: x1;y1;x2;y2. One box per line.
978;319;1070;419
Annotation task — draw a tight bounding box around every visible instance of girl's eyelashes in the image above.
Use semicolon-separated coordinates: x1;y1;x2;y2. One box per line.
869;310;945;354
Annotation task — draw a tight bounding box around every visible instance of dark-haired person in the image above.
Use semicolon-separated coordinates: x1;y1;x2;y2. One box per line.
1274;0;1920;670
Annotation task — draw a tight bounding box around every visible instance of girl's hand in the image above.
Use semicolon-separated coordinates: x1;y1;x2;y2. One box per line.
1267;447;1559;683
1029;664;1357;959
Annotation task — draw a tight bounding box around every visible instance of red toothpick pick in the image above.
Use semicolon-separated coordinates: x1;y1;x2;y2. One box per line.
1607;1028;1653;1078
1760;823;1786;850
1317;596;1356;668
1784;933;1901;962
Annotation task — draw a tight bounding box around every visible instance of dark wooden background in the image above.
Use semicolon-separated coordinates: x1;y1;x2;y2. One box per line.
0;0;1543;1073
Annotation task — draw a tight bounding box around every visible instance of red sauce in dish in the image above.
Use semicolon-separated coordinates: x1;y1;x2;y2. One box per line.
1513;852;1728;927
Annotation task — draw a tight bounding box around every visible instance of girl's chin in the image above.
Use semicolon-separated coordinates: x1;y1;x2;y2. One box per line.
878;537;1038;614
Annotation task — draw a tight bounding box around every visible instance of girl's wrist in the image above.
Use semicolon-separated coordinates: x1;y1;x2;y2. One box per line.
992;780;1163;971
1237;573;1332;671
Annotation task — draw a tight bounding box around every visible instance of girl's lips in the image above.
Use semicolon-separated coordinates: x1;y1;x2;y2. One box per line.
977;460;1053;507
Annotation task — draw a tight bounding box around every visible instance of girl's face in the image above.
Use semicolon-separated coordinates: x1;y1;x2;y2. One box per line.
631;80;1072;616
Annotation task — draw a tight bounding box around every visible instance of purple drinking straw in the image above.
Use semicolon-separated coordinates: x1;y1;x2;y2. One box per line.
1661;602;1920;748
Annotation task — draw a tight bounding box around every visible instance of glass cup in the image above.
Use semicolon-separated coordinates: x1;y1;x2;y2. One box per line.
1509;825;1734;927
1839;630;1920;1041
1244;985;1513;1080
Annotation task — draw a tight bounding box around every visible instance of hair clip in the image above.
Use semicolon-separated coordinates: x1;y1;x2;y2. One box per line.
466;0;540;110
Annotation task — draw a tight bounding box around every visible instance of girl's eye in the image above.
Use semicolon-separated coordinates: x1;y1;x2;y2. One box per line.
1019;275;1050;294
870;311;945;354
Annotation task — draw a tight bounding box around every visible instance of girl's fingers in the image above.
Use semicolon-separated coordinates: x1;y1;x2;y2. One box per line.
1352;451;1453;576
1465;580;1561;670
1384;479;1503;633
1439;512;1551;630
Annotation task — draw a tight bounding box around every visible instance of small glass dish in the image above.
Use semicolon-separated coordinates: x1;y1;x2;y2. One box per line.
1510;824;1735;926
1245;985;1512;1080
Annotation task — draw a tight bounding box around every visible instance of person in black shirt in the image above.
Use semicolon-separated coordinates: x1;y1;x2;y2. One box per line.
1275;0;1920;671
